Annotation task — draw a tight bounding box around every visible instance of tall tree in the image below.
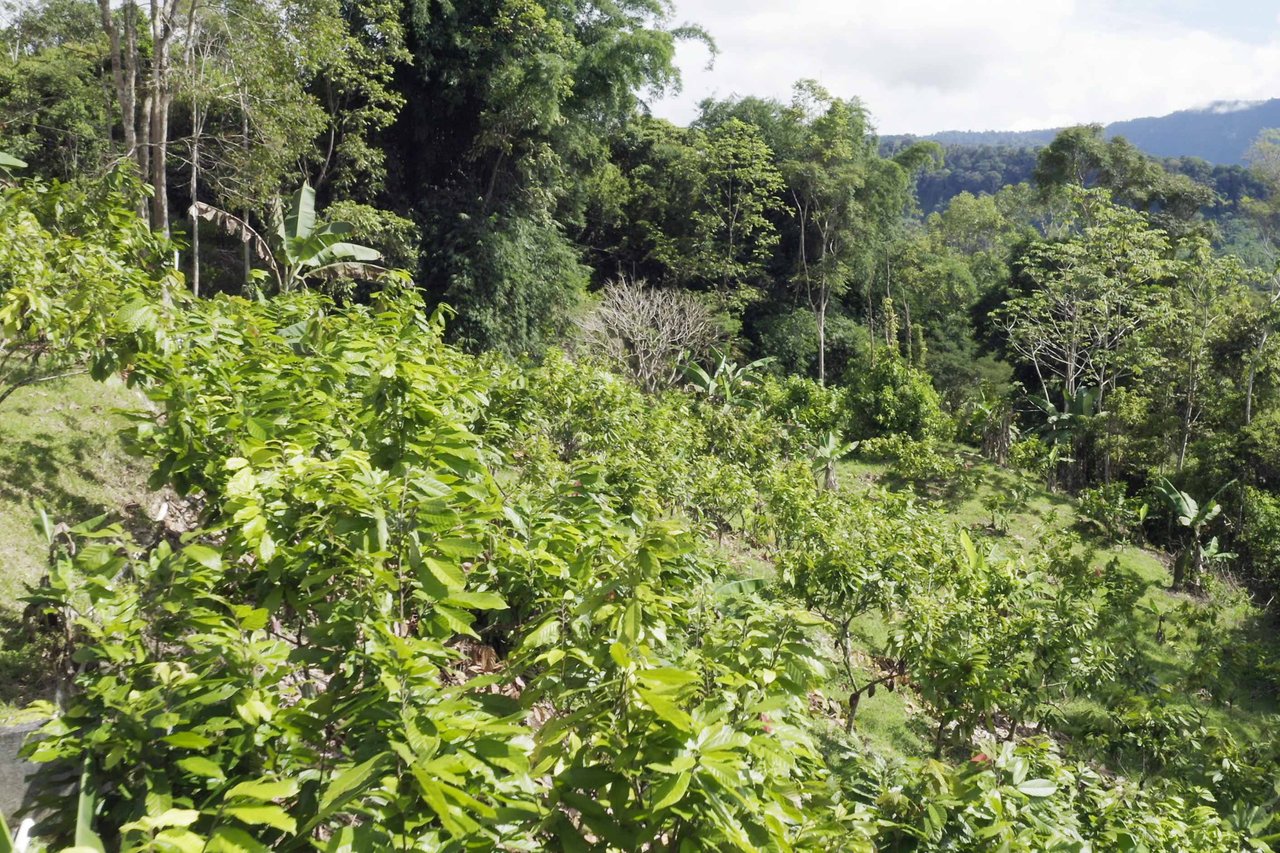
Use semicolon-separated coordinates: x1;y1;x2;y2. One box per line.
996;188;1174;412
1241;129;1280;426
776;80;909;384
388;0;706;354
684;117;782;311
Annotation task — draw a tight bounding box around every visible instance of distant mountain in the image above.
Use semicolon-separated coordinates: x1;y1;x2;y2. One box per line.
1107;100;1280;164
889;99;1280;165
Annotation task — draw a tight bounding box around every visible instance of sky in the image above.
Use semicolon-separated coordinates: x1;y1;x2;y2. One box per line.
648;0;1280;135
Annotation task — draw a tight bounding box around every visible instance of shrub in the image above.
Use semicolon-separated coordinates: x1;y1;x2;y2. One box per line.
1009;436;1051;478
1078;482;1148;543
847;355;949;442
753;374;852;448
0;168;179;407
859;434;960;486
1240;486;1280;590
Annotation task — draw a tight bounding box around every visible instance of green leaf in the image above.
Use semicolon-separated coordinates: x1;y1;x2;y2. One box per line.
284;183;317;242
318;753;388;817
320;242;381;263
207;826;270;853
75;760;105;852
637;667;699;690
715;577;769;596
649;771;691;810
1016;778;1057;797
163;732;215;749
225;805;296;833
441;590;508;611
145;809;202;828
184;544;222;572
518;617;560;651
177;756;226;780
637;687;693;732
420;556;466;593
0;809;12;853
959;529;978;569
225;779;298;801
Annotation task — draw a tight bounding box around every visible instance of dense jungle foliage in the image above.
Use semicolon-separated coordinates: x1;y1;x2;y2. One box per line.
3;0;1280;849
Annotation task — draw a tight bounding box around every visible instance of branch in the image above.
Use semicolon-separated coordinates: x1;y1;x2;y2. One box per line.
0;369;90;409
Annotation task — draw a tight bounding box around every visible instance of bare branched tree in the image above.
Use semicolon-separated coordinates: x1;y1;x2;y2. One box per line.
578;278;724;392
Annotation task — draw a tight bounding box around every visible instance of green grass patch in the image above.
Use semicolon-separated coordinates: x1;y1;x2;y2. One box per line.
0;373;155;716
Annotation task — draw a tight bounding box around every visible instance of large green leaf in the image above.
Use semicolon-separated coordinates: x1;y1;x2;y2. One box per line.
75;760;105;852
283;182;317;242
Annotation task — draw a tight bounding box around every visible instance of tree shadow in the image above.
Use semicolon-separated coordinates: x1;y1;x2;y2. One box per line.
0;612;57;711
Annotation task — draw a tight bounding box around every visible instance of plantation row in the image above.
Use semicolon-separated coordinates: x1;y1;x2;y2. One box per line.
0;178;1273;850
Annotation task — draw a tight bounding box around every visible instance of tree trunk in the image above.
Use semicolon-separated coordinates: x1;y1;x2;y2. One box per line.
99;0;146;217
138;87;152;223
189;133;200;296
1244;327;1269;427
240;101;252;289
866;277;876;370
816;287;827;386
147;0;180;237
96;0;133;154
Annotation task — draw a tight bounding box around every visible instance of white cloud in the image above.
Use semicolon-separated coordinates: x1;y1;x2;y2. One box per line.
652;0;1280;134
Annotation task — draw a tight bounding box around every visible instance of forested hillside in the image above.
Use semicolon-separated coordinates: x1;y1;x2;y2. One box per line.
2;0;1280;849
888;98;1280;164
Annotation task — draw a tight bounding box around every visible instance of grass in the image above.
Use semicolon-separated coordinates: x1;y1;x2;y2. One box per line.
0;373;155;717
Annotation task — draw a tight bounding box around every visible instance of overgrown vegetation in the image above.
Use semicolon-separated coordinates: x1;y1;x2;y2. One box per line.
4;0;1280;847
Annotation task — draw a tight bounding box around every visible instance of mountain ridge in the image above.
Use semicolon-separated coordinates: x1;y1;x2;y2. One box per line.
886;98;1280;164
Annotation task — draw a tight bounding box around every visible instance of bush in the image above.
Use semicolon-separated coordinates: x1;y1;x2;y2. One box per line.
1078;482;1148;543
752;374;852;448
1009;436;1051;479
847;355;949;442
859;434;960;486
1240;486;1280;590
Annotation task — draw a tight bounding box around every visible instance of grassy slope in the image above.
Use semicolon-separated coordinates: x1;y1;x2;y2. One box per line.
835;450;1279;762
0;373;155;716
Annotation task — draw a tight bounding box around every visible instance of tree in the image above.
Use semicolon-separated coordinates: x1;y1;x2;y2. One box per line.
388;0;707;354
0;0;114;178
583;115;782;319
1035;125;1214;241
996;189;1174;412
777;81;907;385
577;277;723;392
1241;129;1280;426
1159;241;1248;471
684;118;782;310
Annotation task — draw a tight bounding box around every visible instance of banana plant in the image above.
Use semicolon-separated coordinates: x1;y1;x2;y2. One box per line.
684;350;773;404
811;430;858;492
1027;386;1099;449
0;151;26;180
1153;477;1236;590
191;182;383;293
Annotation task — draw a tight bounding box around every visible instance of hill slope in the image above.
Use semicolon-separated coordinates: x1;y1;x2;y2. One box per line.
890;98;1280;165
